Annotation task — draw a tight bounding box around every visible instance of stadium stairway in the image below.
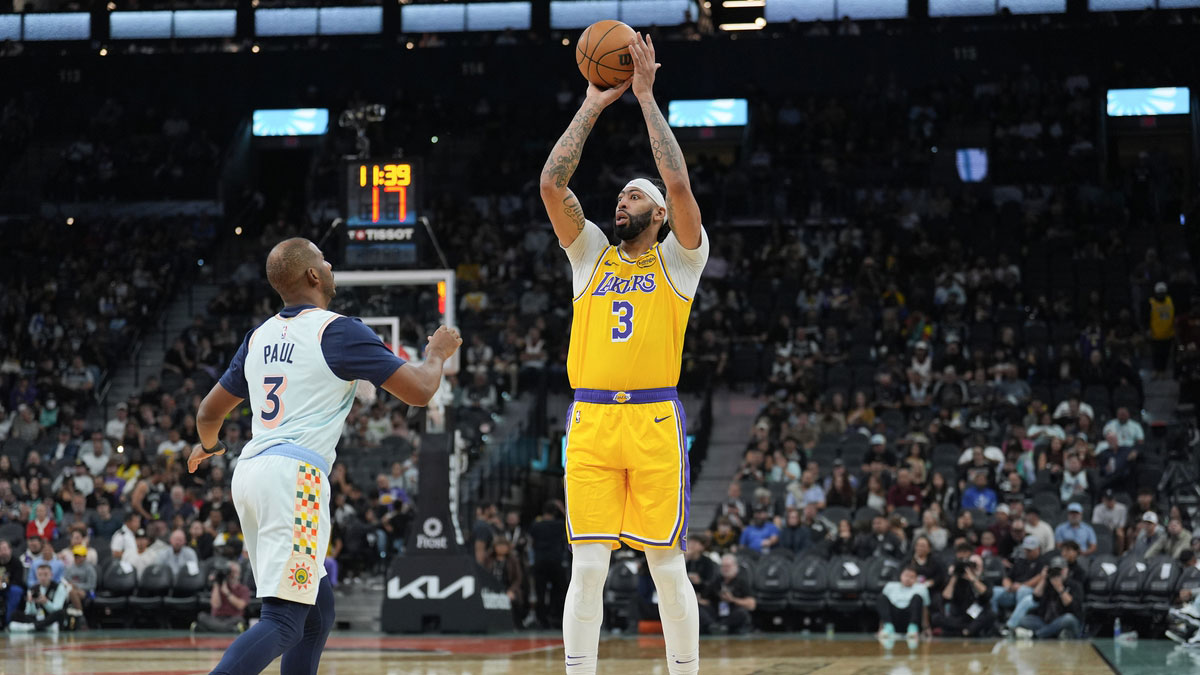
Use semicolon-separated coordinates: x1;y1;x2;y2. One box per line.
101;283;222;422
688;391;760;540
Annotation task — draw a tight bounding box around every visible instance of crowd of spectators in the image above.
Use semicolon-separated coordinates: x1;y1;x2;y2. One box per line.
48;97;224;203
0;217;213;439
700;255;1199;638
2;10;1200;639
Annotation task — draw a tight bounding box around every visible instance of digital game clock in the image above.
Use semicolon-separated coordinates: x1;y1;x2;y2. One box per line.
345;160;422;227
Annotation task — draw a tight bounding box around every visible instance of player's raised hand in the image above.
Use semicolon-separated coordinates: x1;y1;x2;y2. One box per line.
187;442;225;474
427;325;463;361
584;78;632;109
628;32;660;99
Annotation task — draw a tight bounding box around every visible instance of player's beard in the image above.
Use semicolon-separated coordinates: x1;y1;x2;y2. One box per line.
321;270;337;305
615;209;654;241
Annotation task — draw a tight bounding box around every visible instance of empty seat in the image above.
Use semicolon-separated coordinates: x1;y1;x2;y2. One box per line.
1084;553;1120;616
602;561;639;630
820;506;851;527
1112;553;1153;615
825;555;866;614
752;556;791;613
1143;555;1181;613
981;554;1006;588
93;560;138;627
164;563;207;618
860;555;902;607
788;556;828;614
129;564;174;622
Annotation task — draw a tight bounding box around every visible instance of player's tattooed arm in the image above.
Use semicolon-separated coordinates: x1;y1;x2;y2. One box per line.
639;98;702;249
628;32;702;249
563;193;586;232
541;101;602;190
641;99;685;176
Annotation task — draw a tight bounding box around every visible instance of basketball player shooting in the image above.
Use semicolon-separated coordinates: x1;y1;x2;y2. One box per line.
539;33;709;675
186;238;461;675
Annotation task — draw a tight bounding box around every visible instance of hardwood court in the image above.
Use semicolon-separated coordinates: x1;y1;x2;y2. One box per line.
0;631;1155;674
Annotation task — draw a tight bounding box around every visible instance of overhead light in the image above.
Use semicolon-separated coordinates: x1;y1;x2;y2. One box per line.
562;37;570;45
723;0;765;6
99;47;107;56
719;20;765;30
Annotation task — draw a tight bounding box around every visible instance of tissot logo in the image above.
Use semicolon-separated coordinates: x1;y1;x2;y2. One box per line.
351;227;415;242
387;574;475;600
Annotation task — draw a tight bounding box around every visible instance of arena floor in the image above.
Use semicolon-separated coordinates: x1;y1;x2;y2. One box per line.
3;630;1194;674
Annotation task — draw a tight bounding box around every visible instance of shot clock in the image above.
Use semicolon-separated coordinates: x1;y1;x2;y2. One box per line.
345;159;421;226
342;158;428;268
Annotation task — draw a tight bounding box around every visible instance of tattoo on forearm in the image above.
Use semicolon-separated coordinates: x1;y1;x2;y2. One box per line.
562;194;585;231
641;99;685;175
542;103;603;189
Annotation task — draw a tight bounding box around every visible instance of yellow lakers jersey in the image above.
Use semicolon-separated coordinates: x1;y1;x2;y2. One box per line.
1150;296;1175;340
567;238;698;391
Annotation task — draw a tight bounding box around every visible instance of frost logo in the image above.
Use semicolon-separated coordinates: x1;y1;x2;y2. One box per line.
417;517;447;549
387;574;475;600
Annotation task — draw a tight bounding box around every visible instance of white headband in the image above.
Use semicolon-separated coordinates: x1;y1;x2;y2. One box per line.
623;179;668;224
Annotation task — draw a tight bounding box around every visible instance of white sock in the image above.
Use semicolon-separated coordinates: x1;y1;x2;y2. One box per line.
562;543;611;675
645;547;700;675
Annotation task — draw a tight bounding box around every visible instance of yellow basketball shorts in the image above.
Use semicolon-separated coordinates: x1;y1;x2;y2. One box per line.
563;387;690;551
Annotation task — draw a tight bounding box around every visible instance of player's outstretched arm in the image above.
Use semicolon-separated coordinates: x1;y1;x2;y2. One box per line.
540;80;632;248
188;382;244;473
381;325;462;406
628;33;702;250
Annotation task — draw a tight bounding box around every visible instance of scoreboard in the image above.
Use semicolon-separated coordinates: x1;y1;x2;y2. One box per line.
342;158;426;268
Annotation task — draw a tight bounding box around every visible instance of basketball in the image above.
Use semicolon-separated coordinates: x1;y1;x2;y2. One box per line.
576;19;637;89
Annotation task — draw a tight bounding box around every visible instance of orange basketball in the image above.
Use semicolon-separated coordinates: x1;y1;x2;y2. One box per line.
576;20;637;89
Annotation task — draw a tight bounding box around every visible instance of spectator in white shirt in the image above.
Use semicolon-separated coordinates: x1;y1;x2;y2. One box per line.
1027;412;1066;441
1094;487;1128;552
1052;396;1094;424
156;428;188;458
80;432;112;476
105;403;130;442
1025;508;1056;553
1059;453;1090;503
110;512;141;560
123;529;157;576
1102;408;1144;448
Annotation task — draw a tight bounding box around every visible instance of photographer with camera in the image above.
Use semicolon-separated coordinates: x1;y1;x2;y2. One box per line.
932;544;996;637
192;561;250;633
1012;556;1083;639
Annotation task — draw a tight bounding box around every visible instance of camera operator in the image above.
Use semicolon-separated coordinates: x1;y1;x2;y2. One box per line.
193;561;250;633
933;548;996;637
1013;556;1083;639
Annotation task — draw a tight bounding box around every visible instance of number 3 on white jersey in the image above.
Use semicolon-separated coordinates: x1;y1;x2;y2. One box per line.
261;375;288;428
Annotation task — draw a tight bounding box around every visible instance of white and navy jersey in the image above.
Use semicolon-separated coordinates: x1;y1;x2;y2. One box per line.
218;304;405;470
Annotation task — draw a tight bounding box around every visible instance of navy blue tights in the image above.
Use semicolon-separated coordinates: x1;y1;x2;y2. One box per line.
211;576;336;675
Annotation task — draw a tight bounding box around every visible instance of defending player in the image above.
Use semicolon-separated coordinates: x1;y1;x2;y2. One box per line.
539;34;709;675
187;238;461;675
